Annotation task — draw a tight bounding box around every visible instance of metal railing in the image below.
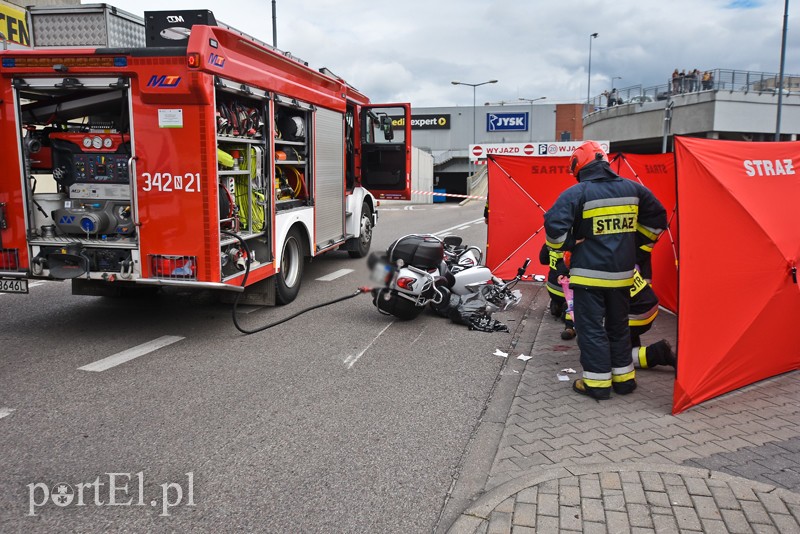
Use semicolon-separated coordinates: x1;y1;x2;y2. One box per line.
433;149;466;166
589;68;800;113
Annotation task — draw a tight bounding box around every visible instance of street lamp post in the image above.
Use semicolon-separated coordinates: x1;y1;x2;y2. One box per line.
586;32;598;114
612;76;622;91
452;79;498;175
775;0;789;141
519;96;546;141
271;0;277;47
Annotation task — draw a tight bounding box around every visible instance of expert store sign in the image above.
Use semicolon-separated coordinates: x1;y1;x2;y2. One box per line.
390;114;450;130
469;141;610;162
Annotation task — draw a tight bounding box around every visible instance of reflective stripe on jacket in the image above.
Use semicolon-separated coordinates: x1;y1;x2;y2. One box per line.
629;269;659;326
539;244;568;297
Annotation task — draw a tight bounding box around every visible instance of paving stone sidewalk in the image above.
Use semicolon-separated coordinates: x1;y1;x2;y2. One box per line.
444;285;800;533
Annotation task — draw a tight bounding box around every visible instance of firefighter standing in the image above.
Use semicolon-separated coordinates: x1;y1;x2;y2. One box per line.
544;141;667;400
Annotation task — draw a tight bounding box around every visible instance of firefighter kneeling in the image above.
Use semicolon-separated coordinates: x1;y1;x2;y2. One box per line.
550;251;676;370
628;268;676;370
539;243;576;340
544;141;667;400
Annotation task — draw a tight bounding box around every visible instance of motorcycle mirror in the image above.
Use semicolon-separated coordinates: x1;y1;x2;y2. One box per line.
443;236;462;248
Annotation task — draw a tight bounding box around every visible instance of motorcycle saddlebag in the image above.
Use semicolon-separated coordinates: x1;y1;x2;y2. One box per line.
372;288;423;321
387;235;443;270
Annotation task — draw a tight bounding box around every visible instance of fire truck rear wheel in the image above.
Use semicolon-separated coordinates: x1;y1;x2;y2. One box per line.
347;204;373;258
277;227;305;304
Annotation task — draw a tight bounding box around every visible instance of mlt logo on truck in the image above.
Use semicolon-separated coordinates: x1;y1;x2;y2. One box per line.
147;75;182;88
209;54;226;68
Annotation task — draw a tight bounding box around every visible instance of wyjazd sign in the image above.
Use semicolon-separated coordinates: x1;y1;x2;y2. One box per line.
468;141;610;161
486;112;528;132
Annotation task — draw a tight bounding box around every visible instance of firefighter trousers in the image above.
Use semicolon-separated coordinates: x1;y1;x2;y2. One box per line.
572;287;635;391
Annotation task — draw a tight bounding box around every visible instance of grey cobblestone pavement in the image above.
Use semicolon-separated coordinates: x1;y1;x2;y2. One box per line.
443;284;800;533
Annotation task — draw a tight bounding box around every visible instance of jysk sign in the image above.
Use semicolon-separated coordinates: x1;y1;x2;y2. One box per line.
486;112;528;132
390;114;450;130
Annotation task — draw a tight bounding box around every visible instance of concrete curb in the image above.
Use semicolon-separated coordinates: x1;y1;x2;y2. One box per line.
434;285;548;533
448;462;800;532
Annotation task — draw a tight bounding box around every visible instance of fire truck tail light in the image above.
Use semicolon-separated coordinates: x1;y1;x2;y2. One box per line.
0;249;20;270
150;255;197;279
187;53;201;68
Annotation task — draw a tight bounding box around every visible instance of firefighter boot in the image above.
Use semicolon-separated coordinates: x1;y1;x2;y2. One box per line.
549;300;563;319
612;375;637;395
572;379;610;400
647;340;676;368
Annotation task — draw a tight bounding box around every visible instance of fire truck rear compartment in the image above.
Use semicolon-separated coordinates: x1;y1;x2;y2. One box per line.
17;79;137;282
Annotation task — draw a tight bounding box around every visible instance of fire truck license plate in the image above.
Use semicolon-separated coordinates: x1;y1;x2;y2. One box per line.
0;278;28;294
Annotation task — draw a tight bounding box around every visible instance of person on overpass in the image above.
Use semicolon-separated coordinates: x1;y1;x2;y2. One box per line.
544;140;667;400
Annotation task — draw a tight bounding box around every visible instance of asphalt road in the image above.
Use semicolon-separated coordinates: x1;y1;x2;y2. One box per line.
0;200;534;533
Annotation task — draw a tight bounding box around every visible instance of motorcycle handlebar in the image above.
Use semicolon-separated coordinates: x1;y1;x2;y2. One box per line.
517;258;531;278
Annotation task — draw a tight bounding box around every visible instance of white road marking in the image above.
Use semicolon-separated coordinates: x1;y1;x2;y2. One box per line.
456;225;471;231
343;321;393;369
316;269;354;282
433;218;485;237
78;335;185;372
0;408;15;420
409;324;428;348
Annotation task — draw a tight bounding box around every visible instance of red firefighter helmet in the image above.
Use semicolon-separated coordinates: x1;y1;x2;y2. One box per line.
568;140;608;176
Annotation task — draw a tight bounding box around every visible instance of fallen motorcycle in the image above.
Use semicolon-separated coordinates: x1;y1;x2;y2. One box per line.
367;234;529;327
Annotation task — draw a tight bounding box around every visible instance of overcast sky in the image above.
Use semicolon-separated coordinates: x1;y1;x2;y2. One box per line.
100;0;799;107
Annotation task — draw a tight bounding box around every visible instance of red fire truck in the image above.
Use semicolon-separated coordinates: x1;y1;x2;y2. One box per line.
0;6;411;304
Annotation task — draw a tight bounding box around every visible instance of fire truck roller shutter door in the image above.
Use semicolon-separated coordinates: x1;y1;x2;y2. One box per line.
314;107;346;249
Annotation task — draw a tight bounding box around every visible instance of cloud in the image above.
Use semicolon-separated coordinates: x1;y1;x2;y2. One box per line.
96;0;800;106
